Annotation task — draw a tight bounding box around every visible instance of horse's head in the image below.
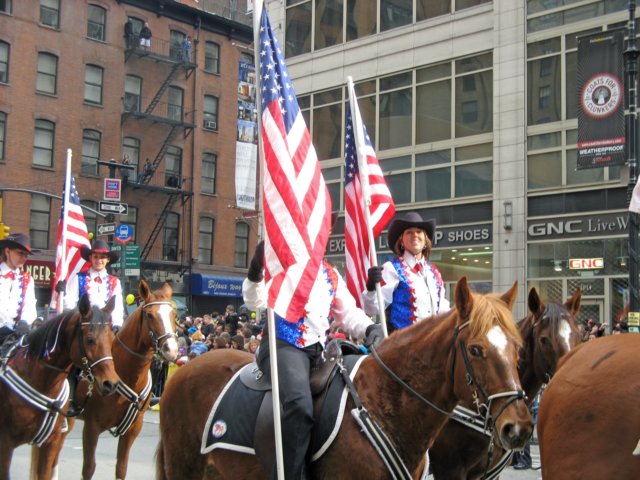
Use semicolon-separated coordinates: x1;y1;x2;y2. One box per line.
136;279;179;362
70;294;121;396
451;277;533;451
524;287;582;381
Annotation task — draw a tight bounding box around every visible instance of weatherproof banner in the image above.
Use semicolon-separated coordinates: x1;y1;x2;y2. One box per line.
577;29;625;170
235;60;257;210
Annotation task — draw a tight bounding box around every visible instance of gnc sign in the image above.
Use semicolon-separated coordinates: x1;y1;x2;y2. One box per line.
569;258;604;270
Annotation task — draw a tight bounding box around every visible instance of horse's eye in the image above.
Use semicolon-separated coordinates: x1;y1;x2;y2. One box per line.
540;336;551;346
469;345;483;358
87;336;96;346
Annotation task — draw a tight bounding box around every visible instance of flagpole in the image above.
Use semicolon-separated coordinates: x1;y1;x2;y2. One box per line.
57;148;73;314
347;77;389;337
254;1;285;478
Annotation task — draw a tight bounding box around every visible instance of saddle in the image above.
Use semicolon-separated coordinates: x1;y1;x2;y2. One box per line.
202;339;366;472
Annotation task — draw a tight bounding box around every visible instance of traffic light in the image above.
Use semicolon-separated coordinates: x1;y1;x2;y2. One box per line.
0;223;9;240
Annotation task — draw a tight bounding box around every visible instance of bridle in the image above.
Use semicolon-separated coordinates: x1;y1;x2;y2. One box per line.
116;300;177;361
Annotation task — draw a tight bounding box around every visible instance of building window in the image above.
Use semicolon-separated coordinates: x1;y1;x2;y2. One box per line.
122;136;140;173
33;119;54;167
87;4;106;41
234;222;249;268
379;73;412;150
82;200;98;238
315;0;343;49
163;212;179;261
124;75;142;112
380;0;412;33
0;1;12;14
168;86;183;121
36;52;57;95
203;95;218;130
538;85;551;109
84;64;103;105
201;152;217;194
40;0;60;28
204;41;220;73
0;112;5;160
198;217;214;264
165;145;182;188
81;129;100;176
30;194;50;249
285;0;312;57
169;30;185;61
0;41;8;83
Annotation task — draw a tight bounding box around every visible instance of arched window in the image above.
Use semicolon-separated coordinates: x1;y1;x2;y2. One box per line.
33;119;55;167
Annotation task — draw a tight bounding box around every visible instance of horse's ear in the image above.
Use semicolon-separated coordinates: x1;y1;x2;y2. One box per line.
161;282;173;297
565;288;581;316
454;277;473;320
104;295;116;315
500;281;518;311
139;279;152;303
79;294;91;316
528;287;543;315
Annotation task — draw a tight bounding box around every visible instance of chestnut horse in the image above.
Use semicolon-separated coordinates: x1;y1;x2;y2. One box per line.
49;280;179;480
538;334;640;479
0;295;120;480
428;287;582;479
156;277;533;479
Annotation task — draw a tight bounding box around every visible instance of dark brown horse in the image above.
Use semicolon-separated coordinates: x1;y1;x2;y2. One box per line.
155;277;533;479
538;334;640;479
49;280;179;479
428;287;582;479
0;295;120;480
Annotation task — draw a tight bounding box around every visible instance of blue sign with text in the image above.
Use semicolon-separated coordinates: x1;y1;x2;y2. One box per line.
115;224;133;241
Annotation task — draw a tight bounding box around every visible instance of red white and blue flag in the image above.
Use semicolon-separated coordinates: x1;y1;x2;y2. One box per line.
258;8;332;322
51;175;90;311
344;86;395;307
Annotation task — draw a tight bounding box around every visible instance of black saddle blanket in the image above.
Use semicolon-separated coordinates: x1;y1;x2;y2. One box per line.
200;354;366;461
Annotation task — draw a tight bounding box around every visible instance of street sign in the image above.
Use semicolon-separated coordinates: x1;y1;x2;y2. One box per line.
115;224;133;243
103;178;122;201
96;223;116;236
111;244;140;276
99;201;128;215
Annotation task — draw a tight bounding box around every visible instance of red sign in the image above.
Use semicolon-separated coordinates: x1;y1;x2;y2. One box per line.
104;178;122;201
24;260;55;288
569;258;604;270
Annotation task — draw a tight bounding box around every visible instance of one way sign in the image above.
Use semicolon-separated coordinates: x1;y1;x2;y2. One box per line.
97;223;116;236
99;201;128;215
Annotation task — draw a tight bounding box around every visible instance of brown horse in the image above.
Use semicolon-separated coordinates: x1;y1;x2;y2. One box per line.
428;287;582;479
156;277;533;479
48;280;179;480
538;334;640;479
0;294;120;480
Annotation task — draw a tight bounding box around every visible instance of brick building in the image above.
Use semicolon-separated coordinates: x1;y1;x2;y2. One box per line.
0;0;257;315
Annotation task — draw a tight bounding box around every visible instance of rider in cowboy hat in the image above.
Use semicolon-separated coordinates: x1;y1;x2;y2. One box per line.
57;239;125;330
363;211;450;333
0;233;39;346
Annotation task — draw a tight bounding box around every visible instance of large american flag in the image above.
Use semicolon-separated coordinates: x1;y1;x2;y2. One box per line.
344;91;395;307
50;176;90;311
258;8;332;322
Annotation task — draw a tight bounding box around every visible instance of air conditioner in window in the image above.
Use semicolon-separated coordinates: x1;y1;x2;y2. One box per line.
204;120;217;130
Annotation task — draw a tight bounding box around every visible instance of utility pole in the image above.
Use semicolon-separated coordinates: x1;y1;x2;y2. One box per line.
625;0;640;333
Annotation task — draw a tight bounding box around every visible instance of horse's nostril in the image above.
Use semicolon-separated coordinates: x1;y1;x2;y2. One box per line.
102;381;116;394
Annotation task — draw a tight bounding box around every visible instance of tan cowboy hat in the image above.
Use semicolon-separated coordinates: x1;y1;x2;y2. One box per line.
80;239;120;263
387;212;436;256
0;233;40;255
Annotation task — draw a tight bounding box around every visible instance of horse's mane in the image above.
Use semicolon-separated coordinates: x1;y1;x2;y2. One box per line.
467;292;522;347
25;310;74;359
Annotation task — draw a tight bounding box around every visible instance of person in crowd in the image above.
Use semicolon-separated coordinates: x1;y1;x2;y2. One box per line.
121;153;131;187
124;18;134;49
58;239;125;330
0;233;38;346
139;22;152;49
138;158;154;184
181;35;192;62
364;212;450;333
243;240;382;479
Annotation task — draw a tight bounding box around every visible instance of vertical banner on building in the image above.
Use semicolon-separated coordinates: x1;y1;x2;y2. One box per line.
235;60;258;210
577;29;625;170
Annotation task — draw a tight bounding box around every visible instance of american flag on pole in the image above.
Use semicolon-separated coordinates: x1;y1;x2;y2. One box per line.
258;8;332;322
50;176;90;311
344;89;395;307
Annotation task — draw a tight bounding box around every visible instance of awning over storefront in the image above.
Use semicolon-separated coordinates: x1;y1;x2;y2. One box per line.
191;274;244;297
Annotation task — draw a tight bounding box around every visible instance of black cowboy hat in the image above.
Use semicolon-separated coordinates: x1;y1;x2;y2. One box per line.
0;233;40;255
387;212;436;256
80;239;120;263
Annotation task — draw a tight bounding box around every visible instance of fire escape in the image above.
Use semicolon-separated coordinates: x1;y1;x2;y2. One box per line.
122;38;195;275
